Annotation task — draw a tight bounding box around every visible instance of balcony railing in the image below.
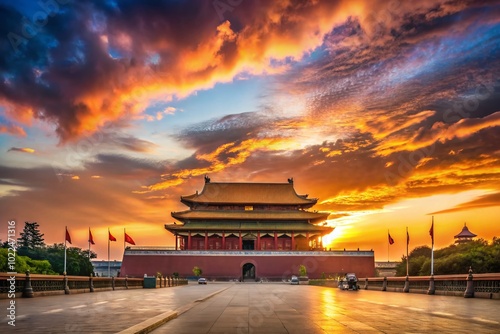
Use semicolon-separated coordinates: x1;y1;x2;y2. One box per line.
357;273;500;298
0;272;187;299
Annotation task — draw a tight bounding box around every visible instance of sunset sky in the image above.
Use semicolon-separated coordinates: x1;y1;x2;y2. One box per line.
0;0;499;262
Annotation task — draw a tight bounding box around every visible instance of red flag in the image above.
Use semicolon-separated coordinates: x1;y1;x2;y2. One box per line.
124;232;136;245
65;228;72;244
109;231;117;242
429;220;434;244
407;230;410;245
89;228;95;245
388;233;395;245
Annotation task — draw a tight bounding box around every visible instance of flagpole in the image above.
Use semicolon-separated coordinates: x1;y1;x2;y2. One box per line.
124;228;126;253
406;227;409;277
387;229;390;262
88;228;91;259
108;228;111;277
431;216;434;276
64;226;67;274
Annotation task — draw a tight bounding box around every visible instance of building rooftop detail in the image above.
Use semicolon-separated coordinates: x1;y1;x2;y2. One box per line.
180;181;318;207
454;223;477;243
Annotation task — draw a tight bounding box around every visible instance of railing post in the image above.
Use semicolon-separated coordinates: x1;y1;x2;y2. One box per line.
403;275;410;293
464;267;475;298
427;275;435;295
125;275;128;289
112;276;115;291
64;272;70;295
382;277;387;291
22;271;34;298
364;278;368;290
89;274;94;293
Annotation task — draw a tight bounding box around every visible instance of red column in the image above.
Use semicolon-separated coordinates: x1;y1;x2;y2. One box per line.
291;231;295;251
274;231;278;250
222;232;225;250
205;231;208;250
175;234;178;250
188;232;192;250
257;232;261;250
239;231;242;250
306;232;310;250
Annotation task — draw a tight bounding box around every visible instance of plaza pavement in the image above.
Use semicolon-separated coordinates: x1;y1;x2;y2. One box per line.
151;283;500;334
2;282;499;333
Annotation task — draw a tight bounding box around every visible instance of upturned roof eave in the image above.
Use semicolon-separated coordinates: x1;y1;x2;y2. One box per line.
171;210;330;222
179;181;318;206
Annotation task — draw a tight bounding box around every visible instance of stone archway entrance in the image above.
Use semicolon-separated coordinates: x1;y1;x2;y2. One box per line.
242;263;255;281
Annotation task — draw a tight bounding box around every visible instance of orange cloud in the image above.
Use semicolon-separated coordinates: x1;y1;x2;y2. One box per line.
0;124;26;137
7;147;35;153
429;192;500;214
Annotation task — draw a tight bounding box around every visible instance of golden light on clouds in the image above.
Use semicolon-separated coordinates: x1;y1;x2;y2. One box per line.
0;1;499;262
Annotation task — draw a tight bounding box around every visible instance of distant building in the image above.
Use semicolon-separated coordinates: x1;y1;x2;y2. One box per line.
92;260;122;277
454;223;477;244
121;178;375;280
375;261;399;277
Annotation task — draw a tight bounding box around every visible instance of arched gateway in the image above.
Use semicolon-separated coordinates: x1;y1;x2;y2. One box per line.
242;263;255;281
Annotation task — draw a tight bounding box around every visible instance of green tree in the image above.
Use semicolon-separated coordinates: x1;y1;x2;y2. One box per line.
0;248;56;274
192;266;202;277
396;238;499;276
17;222;45;257
45;244;95;276
299;264;307;276
18;222;45;248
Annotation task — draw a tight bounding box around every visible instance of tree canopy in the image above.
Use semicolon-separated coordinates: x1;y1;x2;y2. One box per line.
2;222;97;275
395;238;500;276
17;222;45;250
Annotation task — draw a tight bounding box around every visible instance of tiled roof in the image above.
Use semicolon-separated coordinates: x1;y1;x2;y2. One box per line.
454;224;477;238
181;182;317;205
171;210;329;222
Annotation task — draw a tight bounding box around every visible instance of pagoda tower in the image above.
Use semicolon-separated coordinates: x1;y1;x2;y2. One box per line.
454;223;477;244
166;176;332;251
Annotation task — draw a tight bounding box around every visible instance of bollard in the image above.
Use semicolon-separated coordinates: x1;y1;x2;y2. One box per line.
403;275;410;293
125;275;128;289
382;277;387;291
112;276;115;290
167;276;171;287
364;278;368;290
464;267;474;298
159;276;162;288
163;276;167;287
427;275;435;295
64;272;70;295
22;271;34;298
89;274;94;293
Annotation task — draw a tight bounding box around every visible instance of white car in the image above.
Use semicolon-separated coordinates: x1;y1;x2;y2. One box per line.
290;275;299;285
198;278;207;284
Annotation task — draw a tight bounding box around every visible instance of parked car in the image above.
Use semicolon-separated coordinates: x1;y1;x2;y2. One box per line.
198;278;207;284
290;275;299;285
338;273;358;290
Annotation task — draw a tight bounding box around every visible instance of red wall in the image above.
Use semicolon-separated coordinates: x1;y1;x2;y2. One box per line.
120;252;375;279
